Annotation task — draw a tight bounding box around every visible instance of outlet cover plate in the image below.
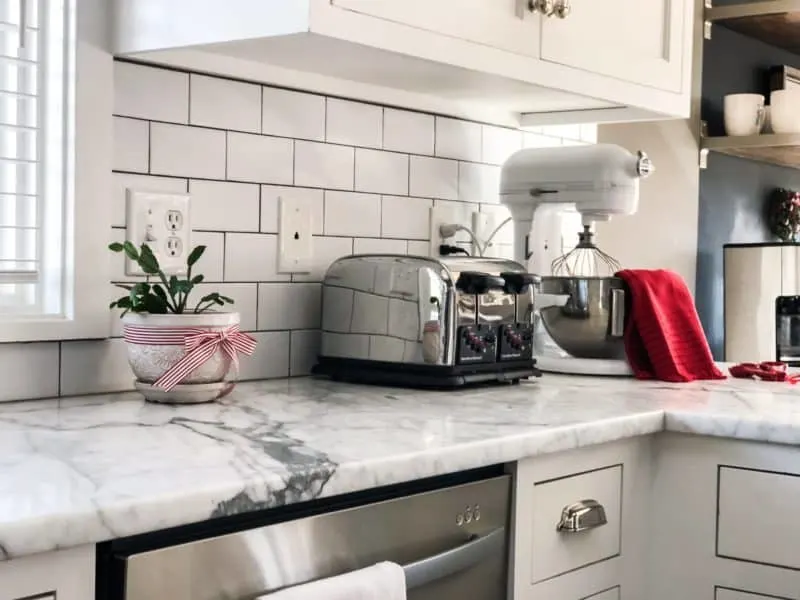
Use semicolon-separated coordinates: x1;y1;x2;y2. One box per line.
126;190;191;276
278;196;313;273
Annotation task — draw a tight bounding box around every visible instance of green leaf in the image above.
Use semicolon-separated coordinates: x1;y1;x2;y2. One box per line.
122;241;139;262
218;295;234;304
143;293;169;314
152;285;169;304
168;275;179;296
199;293;219;303
138;244;160;275
108;242;124;252
174;280;192;293
191;274;204;285
187;245;206;267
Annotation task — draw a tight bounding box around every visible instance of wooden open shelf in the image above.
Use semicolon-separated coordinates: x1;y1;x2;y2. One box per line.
702;133;800;169
706;1;800;54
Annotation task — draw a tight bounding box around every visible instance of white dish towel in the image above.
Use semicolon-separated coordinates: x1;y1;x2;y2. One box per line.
261;561;407;600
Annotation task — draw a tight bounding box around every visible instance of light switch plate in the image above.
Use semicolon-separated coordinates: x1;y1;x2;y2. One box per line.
278;196;313;273
125;190;191;276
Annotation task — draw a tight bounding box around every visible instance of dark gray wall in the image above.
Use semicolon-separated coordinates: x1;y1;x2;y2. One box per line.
697;25;800;358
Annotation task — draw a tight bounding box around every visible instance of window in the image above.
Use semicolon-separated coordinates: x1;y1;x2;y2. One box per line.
0;0;66;315
0;0;111;341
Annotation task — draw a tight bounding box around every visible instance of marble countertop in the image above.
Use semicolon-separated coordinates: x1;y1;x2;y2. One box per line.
2;371;800;560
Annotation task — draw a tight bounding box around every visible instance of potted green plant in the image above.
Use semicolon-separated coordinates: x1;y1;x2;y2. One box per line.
109;241;257;404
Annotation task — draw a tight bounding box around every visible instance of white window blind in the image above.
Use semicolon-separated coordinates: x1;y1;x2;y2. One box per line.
0;0;67;316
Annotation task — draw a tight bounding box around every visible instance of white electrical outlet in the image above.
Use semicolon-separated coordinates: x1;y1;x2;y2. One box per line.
126;190;191;276
278;196;313;273
429;206;459;257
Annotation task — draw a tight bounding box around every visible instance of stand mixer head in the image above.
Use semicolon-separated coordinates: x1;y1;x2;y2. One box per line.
499;144;653;274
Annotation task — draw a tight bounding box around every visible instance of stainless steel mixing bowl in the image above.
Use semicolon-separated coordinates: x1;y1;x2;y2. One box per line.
537;276;627;359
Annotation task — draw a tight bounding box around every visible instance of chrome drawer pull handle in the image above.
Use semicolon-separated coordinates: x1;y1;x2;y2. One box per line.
556;499;607;533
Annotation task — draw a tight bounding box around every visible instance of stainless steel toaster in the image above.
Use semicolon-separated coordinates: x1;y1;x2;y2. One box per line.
313;254;540;387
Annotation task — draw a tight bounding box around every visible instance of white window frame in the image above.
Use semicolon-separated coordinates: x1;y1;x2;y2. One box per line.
0;0;110;342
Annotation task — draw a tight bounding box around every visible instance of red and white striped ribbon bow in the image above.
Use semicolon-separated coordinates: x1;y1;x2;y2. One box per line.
124;324;257;392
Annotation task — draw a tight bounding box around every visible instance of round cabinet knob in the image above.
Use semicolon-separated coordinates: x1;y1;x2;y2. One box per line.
554;0;571;18
528;0;555;17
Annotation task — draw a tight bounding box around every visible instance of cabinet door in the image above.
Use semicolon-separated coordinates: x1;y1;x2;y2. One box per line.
540;0;685;92
331;0;541;57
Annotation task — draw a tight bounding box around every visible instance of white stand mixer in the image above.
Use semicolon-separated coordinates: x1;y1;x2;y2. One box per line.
499;144;654;375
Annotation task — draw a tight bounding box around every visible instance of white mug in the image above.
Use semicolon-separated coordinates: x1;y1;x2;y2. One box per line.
724;93;765;136
770;89;800;134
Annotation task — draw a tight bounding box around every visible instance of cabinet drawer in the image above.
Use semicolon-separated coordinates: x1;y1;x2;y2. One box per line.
718;467;800;570
530;465;622;583
716;587;793;600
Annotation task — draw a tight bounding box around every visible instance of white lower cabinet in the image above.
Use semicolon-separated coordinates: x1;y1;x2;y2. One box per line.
511;437;652;600
648;434;800;600
0;545;94;600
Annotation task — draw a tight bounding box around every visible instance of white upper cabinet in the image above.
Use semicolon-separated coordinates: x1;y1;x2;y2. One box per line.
539;0;686;93
331;0;542;58
112;0;695;127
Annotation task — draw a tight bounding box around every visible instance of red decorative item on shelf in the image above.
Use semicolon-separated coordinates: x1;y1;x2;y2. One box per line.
729;361;800;383
766;188;800;242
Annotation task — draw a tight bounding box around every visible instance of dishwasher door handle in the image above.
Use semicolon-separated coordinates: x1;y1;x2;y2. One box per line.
403;527;505;590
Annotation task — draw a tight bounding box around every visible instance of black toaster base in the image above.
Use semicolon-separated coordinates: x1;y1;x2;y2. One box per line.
312;357;541;389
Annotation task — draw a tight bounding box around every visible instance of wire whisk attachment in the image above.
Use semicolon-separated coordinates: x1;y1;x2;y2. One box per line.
551;225;621;277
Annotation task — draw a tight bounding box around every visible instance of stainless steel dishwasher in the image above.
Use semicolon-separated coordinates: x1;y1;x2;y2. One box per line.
108;474;510;600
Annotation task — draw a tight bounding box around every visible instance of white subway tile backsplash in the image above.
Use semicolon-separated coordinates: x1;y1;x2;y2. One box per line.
381;196;432;240
354;149;409;196
292;236;353;283
257;283;321;330
290;330;321;376
196;283;258;331
459;162;501;204
150;123;226;179
295;141;354;190
114;62;189;123
113;117;149;173
435;117;482;162
190;74;261;133
112;174;187;228
191;231;225;282
239;331;290;380
482;125;522;165
0;343;59;401
324;191;381;237
407;240;429;255
523;132;563;149
353;238;407;254
384;108;434;155
262;87;326;141
479;204;514;246
13;62;591;402
261;185;324;235
326;98;382;148
224;233;290;283
409;156;458;200
227;132;294;184
189;180;260;232
60;338;132;396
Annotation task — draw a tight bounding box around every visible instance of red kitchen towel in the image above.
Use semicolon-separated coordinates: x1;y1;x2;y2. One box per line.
616;269;726;382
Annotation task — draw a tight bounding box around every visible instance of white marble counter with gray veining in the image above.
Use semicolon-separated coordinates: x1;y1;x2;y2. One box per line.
2;371;800;561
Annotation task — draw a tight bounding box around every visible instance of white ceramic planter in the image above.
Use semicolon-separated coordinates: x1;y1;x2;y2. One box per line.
122;312;240;385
